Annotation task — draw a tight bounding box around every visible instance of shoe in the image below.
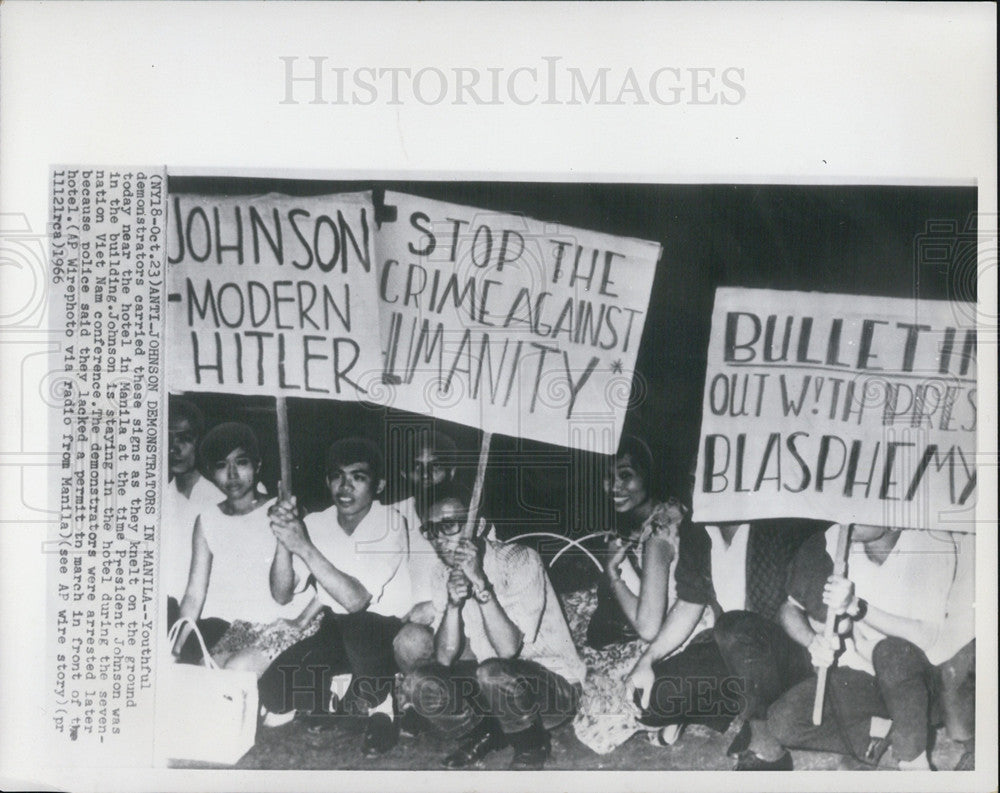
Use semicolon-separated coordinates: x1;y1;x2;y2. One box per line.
441;720;508;769
647;723;685;747
726;720;751;757
361;713;398;757
836;752;876;770
507;718;552;771
261;708;297;728
398;706;427;739
299;709;339;733
897;752;932;771
735;750;793;771
510;730;551;770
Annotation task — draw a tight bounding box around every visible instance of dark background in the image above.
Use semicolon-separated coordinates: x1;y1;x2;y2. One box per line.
168;178;977;581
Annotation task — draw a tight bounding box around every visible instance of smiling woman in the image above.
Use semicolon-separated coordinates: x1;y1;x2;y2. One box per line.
572;433;712;755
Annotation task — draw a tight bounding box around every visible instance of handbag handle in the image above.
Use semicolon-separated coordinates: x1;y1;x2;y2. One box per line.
167;617;220;670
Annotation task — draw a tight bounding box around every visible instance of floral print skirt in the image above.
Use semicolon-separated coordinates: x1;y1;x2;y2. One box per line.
209;613;322;666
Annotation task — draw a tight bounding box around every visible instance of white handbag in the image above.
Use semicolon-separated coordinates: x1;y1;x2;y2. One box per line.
156;618;258;766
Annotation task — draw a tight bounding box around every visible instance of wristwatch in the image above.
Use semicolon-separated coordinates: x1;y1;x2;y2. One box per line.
849;597;868;621
472;581;494;603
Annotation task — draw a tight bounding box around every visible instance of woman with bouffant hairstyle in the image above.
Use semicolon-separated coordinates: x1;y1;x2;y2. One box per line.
171;422;319;673
573;434;711;754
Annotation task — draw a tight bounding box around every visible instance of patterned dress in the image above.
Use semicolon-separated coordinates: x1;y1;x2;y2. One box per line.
571;501;713;755
196;498;321;665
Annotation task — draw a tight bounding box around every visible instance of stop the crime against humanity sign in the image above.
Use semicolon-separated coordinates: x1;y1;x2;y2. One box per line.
375;192;662;450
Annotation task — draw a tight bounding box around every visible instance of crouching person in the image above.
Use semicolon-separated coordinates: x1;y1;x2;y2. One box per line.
394;483;586;770
258;437;412;757
749;523;965;771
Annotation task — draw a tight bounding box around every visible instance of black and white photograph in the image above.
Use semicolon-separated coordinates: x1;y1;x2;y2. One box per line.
155;177;978;772
0;3;995;792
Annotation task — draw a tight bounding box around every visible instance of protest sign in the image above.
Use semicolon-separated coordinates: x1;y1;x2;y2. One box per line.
166;192;384;400
375;192;662;450
693;288;977;531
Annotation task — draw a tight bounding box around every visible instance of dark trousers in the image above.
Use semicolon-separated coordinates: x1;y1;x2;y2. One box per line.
585;580;640;649
258;609;403;715
403;658;581;739
766;637;951;763
167;596;230;664
638;610;812;732
938;640;975;742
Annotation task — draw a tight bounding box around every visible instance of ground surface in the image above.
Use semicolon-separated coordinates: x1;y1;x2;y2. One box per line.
177;711;965;772
177;565;971;772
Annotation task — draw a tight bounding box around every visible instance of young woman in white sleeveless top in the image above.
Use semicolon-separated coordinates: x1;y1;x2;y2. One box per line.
171;422;319;674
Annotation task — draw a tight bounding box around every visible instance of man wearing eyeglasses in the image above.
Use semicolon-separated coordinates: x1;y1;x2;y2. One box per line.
395;482;586;770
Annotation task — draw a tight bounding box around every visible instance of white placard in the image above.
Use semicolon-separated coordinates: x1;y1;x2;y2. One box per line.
694;288;977;531
376;191;661;449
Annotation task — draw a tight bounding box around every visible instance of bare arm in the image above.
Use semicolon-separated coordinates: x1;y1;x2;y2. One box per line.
435;603;464;665
633;535;673;641
779;598;818;648
289;595;323;630
624;597;705;708
299;544;372;613
780;597;839;669
858;602;938;649
472;586;523;659
607;530;676;642
270;498;372;613
172;517;212;657
605;538;639;627
435;570;469;665
638;597;704;664
269;544;297;605
825;574;939;651
454;540;522;659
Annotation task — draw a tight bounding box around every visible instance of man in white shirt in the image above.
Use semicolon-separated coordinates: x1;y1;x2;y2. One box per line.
752;524;967;770
397;483;586;770
259;437;410;756
164;397;225;661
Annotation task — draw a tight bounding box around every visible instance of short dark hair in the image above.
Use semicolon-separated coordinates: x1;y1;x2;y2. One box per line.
417;480;473;520
615;434;655;483
169;396;205;438
199;422;261;471
326;437;384;482
413;429;457;461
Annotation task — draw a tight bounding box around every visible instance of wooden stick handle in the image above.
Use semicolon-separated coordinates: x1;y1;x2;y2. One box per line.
462;431;492;539
812;523;852;725
275;396;292;501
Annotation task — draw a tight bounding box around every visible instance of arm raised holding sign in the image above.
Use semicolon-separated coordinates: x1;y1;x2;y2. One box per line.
268;495;372;613
450;535;523;660
751;523;961;770
404;483;585;770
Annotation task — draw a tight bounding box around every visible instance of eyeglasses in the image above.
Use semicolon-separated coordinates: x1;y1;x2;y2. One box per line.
419;516;467;540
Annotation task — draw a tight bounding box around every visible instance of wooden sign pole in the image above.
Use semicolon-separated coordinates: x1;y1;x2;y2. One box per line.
462;431;492;539
812;522;852;725
275;396;293;501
